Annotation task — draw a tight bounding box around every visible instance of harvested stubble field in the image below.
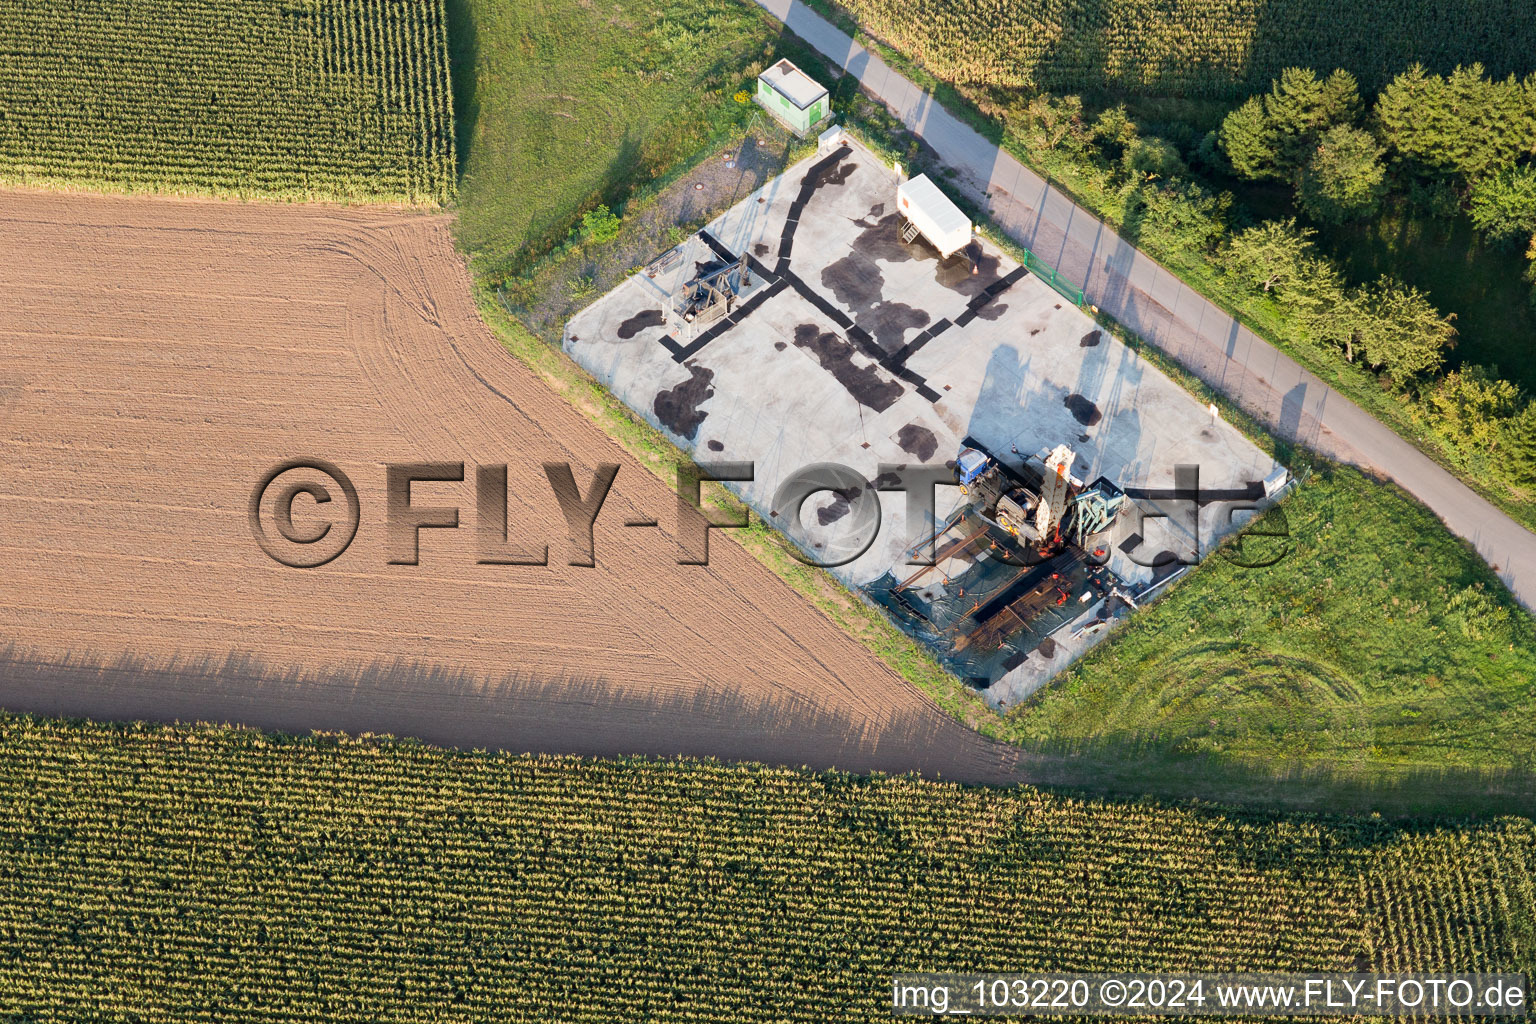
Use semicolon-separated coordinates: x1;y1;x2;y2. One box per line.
0;190;1022;783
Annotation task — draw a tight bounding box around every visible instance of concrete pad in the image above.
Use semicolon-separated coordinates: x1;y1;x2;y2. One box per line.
565;140;1281;703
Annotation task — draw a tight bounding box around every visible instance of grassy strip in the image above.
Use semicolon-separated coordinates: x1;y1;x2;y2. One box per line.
1019;462;1536;816
449;0;780;281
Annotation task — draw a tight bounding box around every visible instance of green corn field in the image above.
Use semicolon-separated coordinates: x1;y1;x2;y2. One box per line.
836;0;1536;99
0;714;1529;1020
0;0;455;203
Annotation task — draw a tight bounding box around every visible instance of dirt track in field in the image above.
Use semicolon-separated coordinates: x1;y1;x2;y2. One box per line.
0;190;1033;783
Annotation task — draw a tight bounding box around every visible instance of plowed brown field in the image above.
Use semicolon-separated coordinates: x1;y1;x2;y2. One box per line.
0;191;1028;782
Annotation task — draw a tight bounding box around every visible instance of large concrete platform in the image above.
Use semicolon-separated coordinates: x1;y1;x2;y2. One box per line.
565;140;1282;702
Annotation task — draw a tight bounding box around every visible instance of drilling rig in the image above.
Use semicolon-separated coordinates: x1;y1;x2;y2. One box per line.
955;440;1088;555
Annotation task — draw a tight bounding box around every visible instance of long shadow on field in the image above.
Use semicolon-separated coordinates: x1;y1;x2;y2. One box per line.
0;643;1030;786
0;643;1530;821
1017;729;1536;822
444;0;479;179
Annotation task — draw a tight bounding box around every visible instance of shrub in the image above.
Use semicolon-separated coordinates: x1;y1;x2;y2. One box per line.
581;204;622;244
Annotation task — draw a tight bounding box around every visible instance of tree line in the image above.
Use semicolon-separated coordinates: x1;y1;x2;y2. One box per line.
987;62;1536;506
1215;65;1536;486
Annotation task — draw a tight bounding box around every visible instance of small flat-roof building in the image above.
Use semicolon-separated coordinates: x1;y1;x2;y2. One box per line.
755;59;829;136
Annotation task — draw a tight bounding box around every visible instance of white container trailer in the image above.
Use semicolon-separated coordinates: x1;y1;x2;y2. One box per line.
896;174;971;258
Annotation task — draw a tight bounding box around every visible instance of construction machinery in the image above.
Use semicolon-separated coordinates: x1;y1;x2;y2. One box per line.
866;438;1131;686
957;440;1065;552
955;439;1127;555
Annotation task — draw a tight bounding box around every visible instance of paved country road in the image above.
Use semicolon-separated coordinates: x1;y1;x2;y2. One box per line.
754;0;1536;610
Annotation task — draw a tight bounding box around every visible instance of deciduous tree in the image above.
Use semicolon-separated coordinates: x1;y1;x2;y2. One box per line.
1352;278;1457;380
1225;219;1318;294
1297;125;1387;223
1427;365;1523;449
1469;165;1536;248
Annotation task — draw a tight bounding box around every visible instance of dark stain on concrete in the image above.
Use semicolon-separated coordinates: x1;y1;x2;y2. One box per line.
1036;637;1057;659
617;308;666;339
707;439;724;451
932;241;1003;298
815;485;862;526
867;302;931;353
824;210;934;354
653;364;715;440
848;210;911;265
773;340;787;351
753;242;769;256
895;423;938;461
1063;393;1102;426
793;323;903;412
973;301;1009;322
872;471;903;489
821;252;886;312
1080;330;1102;347
812;159;858;193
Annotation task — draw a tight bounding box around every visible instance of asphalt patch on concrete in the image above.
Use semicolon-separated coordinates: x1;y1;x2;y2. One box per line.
823;209;933;354
812;159;857;194
653;364;714;440
816;485;863;526
895;423;938;461
617;308;666;340
793;323;902;412
1063;393;1102;426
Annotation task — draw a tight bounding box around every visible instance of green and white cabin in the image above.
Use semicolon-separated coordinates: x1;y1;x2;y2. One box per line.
755;59;829;135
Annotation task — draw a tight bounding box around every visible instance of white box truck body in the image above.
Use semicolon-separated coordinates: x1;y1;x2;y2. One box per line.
896;174;971;258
